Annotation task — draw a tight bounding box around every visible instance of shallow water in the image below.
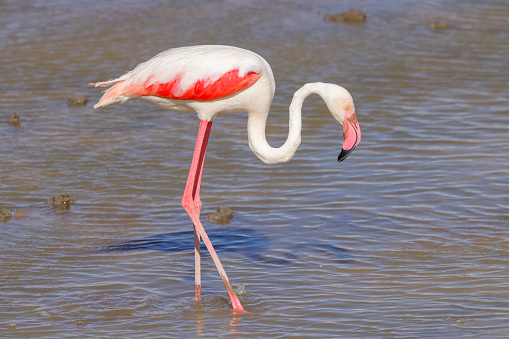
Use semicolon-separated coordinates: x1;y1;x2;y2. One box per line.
1;0;508;337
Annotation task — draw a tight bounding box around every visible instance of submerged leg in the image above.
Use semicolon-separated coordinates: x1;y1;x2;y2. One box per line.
181;120;245;313
193;224;201;301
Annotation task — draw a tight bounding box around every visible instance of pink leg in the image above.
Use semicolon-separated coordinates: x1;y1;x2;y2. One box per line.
193;225;201;301
181;120;245;313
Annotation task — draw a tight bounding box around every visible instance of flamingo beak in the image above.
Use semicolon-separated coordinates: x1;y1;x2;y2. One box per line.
338;113;361;162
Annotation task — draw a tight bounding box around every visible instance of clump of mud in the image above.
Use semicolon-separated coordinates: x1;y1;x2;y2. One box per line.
1;208;13;222
444;316;471;324
8;113;21;127
324;9;366;24
205;206;234;225
75;320;87;327
429;21;452;30
48;193;72;209
68;95;88;106
0;208;28;222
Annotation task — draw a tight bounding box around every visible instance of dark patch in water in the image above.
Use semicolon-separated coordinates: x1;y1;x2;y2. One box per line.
103;228;265;253
102;228;351;265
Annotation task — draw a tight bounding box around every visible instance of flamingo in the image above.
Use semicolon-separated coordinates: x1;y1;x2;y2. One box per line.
90;45;361;313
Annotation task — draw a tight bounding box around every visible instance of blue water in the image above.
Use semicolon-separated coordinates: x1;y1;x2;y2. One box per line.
1;0;508;337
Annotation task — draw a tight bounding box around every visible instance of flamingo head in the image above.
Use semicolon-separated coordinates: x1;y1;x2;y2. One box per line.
322;84;362;162
337;104;361;162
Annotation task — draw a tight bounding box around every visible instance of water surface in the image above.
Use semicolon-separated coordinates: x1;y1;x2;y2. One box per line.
1;0;508;337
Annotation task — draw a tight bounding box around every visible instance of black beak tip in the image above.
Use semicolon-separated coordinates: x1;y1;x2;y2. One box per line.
338;147;355;162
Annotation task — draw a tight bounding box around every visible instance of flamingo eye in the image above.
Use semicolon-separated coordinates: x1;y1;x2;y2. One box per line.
345;105;351;110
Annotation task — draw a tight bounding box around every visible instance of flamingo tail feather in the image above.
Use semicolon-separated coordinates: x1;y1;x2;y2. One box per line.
89;79;130;109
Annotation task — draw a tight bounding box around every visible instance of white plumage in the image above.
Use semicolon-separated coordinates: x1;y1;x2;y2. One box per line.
91;45;265;102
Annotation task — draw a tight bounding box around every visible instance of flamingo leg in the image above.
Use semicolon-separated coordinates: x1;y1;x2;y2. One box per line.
181;120;245;313
193;224;201;301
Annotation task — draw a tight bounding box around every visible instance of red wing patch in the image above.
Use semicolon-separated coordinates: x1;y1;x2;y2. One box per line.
136;69;261;101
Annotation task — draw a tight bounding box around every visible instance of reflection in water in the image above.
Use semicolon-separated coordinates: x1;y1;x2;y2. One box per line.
102;228;351;265
226;315;243;336
103;229;270;254
190;298;244;338
193;302;205;339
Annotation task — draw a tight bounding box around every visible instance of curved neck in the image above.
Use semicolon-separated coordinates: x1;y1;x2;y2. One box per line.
247;83;327;165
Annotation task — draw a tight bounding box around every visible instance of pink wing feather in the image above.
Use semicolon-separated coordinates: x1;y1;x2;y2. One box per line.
90;46;262;108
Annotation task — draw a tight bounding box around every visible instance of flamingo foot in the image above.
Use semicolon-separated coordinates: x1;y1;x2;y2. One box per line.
222;275;245;313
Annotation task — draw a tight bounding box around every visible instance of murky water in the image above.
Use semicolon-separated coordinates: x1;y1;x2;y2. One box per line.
1;0;508;337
